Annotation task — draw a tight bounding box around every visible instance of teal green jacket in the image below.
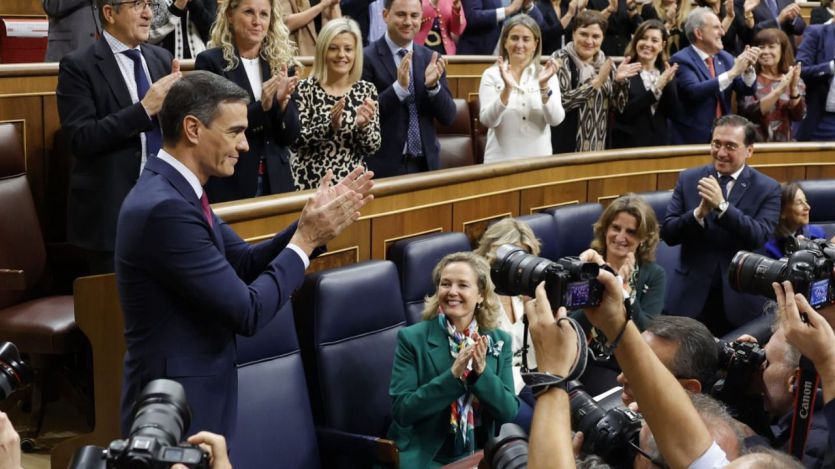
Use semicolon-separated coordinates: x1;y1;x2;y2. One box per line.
387;319;519;469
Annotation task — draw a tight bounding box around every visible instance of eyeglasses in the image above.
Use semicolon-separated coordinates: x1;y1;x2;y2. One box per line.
710;140;741;152
110;0;162;13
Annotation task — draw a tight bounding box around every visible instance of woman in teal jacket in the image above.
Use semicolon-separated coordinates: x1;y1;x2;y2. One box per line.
387;252;519;468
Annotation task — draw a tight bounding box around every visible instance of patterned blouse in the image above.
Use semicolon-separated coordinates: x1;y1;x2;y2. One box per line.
291;78;381;190
739;74;806;142
552;48;629;152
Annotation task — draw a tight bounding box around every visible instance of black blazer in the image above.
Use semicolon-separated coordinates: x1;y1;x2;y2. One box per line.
611;74;679;148
195;47;301;202
587;0;642;56
750;0;807;42
810;6;833;25
536;0;572;55
57;38;172;252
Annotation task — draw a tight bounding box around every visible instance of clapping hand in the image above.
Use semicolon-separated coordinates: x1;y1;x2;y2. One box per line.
591;59;613;90
424;51;447;89
471;334;489;375
497;56;519;90
743;0;759;13
724;0;735;19
657;62;678;89
537;57;560;89
451;342;476;378
695;175;725;218
789;63;802;97
619;252;636;294
330;98;345;131
778;3;801;23
142;59;181;116
275;64;299;112
397;50;412;89
615;56;642;82
355;98;377;128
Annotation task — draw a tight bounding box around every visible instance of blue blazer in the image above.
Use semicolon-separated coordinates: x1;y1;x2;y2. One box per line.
764;224;826;259
362;39;456;177
796;25;835;141
457;2;544;55
57;38;172;252
668;46;755;144
115;156;306;438
195;48;300;202
660;164;781;326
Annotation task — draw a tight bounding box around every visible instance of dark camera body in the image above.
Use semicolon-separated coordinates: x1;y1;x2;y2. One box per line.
0;342;32;401
491;245;606;310
71;379;209;469
711;340;769;434
567;381;642;466
729;237;835;309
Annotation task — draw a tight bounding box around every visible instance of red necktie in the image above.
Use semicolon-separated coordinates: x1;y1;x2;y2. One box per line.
706;57;722;118
200;192;214;228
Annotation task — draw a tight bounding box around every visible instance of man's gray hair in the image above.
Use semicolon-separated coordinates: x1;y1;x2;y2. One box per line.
684;7;716;44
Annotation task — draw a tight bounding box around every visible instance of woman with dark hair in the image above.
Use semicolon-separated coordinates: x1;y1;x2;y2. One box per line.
290;18;380;190
550;10;640;153
611;19;679;148
764;182;825;259
195;0;301;202
576;194;665;331
387;252;518;467
810;0;833;24
479;15;564;163
738;28;805;142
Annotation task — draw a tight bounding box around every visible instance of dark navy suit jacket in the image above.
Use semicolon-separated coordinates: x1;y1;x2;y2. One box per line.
457;2;543;55
668;46;755;144
57;38;172;252
195;48;300;202
115;156;305;438
661;164;781;326
362;38;456;177
796;24;835;141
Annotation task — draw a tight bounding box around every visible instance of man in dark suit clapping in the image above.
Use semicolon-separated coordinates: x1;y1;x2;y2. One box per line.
56;0;181;273
362;0;457;177
115;71;374;440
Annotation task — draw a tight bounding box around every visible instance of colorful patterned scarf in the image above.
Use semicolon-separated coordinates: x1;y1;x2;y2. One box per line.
438;313;481;454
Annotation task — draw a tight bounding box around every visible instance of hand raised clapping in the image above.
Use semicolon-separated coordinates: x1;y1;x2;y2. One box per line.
355;97;377;128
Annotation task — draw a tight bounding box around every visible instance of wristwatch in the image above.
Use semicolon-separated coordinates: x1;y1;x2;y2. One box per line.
715;200;729;213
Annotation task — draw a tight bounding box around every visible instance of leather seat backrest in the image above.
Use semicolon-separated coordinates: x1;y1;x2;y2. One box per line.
543;203;604;259
0;174;46;308
803;179;835;223
437;99;474;169
635;190;673;225
515;213;559;261
387;232;472;324
233;303;321;469
654;240;680;297
295;261;407;438
0;123;25;178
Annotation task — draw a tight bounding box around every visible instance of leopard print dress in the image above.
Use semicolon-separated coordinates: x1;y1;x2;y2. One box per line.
291;78;382;190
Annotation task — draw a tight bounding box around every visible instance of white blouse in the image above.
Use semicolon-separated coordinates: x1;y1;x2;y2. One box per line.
496;295;537;394
479;62;565;164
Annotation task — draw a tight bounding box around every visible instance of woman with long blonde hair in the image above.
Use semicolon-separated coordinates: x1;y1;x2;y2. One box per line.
195;0;301;202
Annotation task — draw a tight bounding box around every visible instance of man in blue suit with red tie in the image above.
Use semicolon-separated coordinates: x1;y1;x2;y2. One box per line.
669;7;760;144
362;0;457;177
115;71;374;439
661;115;781;336
796;24;835;141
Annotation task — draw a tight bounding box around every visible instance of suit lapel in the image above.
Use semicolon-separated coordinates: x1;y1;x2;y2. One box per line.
94;39;133;110
412;46;427;106
376;39;398;86
826;26;835;63
140;44;167;81
427;319;453;377
687;46;711;81
729;165;751;206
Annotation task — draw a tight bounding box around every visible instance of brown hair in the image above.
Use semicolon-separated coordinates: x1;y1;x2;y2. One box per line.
624;20;669;71
775;181;806;238
574;10;608;33
421;252;501;330
590;194;660;264
752;28;795;75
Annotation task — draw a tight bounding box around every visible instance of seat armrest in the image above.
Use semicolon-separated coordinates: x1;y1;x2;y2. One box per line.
0;269;25;290
316;426;399;468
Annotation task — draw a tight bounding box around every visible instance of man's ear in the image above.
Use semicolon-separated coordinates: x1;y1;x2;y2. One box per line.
102;4;117;24
182;115;201;145
680;378;702;394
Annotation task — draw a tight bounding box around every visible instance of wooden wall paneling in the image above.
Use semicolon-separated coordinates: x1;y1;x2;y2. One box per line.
0;95;45;223
587;173;657;207
0;0;45;16
756;165;807;184
656;171;680;190
453;192;520;246
520;180;588;213
805;165;835;180
372;205;453;259
42;95;69;241
308;218;371;272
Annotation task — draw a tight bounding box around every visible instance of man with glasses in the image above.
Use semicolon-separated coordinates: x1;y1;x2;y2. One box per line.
57;0;181;273
660;115;780;335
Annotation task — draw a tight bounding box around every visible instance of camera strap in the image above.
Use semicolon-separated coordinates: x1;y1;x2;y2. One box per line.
788;356;820;460
522;317;589;397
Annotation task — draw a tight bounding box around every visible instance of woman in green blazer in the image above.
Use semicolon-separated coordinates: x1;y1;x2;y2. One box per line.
387;252;519;468
573;193;667;331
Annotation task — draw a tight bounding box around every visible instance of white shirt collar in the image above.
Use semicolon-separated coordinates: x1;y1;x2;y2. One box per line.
384;32;413;56
156;149;204;199
691;44;711;61
103;30;140;54
720;165;745;181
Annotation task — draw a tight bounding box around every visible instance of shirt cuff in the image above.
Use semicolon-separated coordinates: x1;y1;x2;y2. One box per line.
393;80;410;102
830;60;835;74
496;8;506;22
717;72;731;92
742;67;757;87
287;243;310;269
693;208;706;227
427;83;441;97
688;441;730;469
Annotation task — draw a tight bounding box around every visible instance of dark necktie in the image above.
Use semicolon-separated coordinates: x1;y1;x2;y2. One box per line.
718;175;732;199
705;57;723;118
122;49;162;158
397;48;422;157
200;192;214;228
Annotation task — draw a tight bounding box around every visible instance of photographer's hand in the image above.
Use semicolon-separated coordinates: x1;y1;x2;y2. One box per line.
578;248;605;266
172;432;232;469
773;281;835;405
0;412;21;469
523;282;578;376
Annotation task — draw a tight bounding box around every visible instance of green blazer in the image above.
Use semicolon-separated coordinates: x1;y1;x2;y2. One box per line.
387;319;519;469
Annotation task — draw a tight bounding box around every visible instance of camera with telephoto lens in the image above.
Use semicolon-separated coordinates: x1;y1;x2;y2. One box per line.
567;381;642;466
0;342;32;401
69;379;210;469
480;423;528;469
728;238;835;309
711;339;765;401
491;244;606;310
